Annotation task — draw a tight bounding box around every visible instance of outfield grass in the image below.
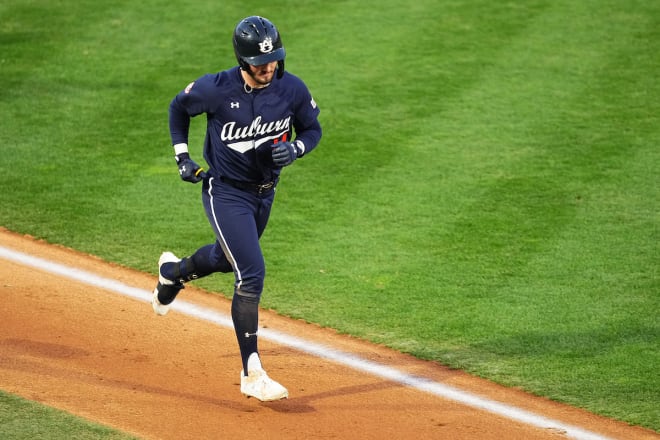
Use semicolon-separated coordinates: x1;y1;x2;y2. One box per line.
1;0;658;434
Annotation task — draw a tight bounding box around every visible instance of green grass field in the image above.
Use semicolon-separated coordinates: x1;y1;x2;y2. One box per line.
1;0;658;435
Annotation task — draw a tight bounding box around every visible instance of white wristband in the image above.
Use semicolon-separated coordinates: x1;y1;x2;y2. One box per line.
294;140;306;156
173;143;189;156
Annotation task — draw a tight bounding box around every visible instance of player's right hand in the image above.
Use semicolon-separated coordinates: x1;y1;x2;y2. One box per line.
176;153;207;183
272;142;299;167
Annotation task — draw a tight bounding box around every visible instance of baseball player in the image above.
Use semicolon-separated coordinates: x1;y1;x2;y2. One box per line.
152;16;322;401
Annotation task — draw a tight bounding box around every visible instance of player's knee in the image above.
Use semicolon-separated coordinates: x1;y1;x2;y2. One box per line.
235;259;265;293
235;288;261;302
235;278;263;299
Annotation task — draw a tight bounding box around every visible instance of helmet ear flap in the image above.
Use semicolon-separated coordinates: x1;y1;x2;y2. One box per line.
237;58;249;72
234;39;248;71
277;60;285;79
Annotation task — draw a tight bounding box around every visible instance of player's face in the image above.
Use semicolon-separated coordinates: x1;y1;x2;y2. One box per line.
248;61;278;85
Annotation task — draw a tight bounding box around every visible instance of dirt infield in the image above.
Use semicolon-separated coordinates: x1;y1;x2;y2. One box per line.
0;229;656;440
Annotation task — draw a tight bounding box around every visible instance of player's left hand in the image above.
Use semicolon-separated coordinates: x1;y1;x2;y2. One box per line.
272;142;298;167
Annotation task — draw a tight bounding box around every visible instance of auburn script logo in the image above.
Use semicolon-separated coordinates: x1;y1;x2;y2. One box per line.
221;116;291;153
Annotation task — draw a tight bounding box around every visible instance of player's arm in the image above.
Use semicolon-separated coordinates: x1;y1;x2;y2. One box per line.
168;79;210;183
291;84;322;157
169;78;212;146
271;117;321;167
292;118;322;157
271;114;321;168
271;84;321;167
169;95;192;147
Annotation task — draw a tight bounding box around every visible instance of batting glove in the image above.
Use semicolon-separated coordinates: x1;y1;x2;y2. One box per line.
272;142;300;167
176;153;207;183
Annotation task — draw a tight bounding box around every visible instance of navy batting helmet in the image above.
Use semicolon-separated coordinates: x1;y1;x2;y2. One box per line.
233;16;285;79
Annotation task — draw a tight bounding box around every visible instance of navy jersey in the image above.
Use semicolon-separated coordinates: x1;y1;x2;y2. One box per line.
169;66;321;183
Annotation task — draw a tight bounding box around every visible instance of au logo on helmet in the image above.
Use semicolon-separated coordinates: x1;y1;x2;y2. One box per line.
258;37;274;54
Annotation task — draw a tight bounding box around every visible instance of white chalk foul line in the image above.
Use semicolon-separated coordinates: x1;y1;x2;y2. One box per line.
0;245;616;440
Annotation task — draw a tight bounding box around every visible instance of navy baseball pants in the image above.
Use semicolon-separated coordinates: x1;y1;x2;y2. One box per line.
190;176;275;372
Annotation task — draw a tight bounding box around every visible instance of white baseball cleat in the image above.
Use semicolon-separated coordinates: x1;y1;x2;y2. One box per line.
152;288;169;316
241;368;289;401
152;251;182;316
158;251;181;285
240;353;288;401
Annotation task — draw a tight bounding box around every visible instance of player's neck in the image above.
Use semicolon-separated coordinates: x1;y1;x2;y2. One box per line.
240;69;270;93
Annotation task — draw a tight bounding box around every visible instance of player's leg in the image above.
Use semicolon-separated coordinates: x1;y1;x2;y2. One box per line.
205;179;287;400
152;180;235;315
152;242;232;314
227;188;275;367
161;242;233;284
204;182;267;368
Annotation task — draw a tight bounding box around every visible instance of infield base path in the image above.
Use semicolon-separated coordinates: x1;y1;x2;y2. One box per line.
0;229;655;440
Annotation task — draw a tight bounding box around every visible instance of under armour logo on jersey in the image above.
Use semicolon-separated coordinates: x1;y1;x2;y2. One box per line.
231;102;240;109
258;37;273;53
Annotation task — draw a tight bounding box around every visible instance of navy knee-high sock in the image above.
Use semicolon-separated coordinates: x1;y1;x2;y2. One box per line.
231;294;259;375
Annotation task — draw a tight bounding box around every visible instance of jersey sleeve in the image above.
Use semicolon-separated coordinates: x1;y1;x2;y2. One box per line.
291;79;322;156
168;75;215;146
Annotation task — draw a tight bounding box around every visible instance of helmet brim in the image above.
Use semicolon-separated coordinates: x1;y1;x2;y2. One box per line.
242;48;286;66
